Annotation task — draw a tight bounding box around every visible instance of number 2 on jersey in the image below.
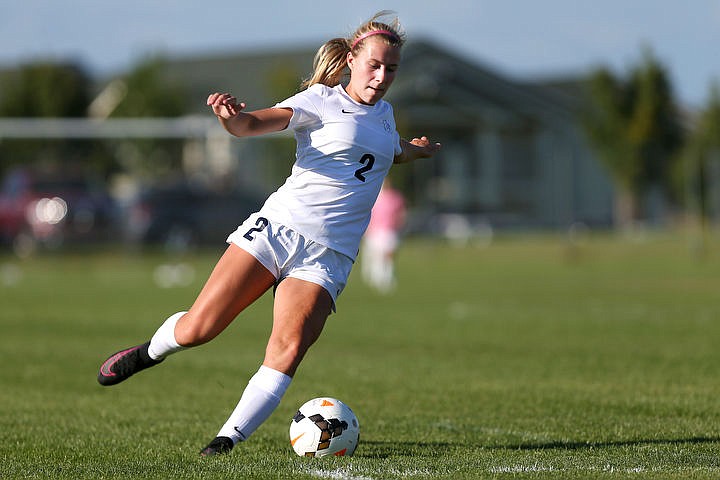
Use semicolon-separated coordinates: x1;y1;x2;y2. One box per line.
354;153;375;182
243;216;269;241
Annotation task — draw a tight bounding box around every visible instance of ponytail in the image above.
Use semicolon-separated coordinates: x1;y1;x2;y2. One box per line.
300;38;350;89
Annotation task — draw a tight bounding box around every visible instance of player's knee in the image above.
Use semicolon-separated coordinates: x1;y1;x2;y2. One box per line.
174;314;218;347
265;335;310;371
269;335;302;359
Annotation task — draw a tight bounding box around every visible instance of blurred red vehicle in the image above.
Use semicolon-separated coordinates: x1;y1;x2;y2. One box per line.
0;167;118;255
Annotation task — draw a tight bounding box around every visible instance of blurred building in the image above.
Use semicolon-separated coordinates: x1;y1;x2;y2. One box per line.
159;39;614;233
0;39;615;239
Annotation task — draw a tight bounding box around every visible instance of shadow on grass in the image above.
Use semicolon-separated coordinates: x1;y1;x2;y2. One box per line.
493;436;720;451
359;437;720;458
358;440;454;458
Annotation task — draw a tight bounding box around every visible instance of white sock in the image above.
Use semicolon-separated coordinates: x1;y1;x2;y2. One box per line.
147;311;187;360
217;365;292;443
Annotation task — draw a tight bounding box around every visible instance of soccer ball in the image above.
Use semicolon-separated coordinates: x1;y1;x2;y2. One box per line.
289;397;360;457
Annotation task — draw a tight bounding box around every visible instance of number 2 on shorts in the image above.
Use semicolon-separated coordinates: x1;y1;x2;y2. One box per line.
243;216;269;241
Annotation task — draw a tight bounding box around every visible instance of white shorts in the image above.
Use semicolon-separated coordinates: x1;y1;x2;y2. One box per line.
227;213;353;310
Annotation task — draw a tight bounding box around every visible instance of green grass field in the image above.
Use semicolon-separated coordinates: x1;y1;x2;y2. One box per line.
2;233;720;479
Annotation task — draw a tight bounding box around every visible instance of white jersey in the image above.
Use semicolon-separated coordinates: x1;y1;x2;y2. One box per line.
257;83;402;260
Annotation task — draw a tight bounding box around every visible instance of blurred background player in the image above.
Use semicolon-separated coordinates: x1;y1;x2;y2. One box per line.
362;178;406;293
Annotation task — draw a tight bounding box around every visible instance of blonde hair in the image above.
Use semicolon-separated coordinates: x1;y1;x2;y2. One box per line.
301;11;406;89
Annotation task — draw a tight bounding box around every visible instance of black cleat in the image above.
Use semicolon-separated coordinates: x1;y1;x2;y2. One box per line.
97;342;163;386
200;436;234;456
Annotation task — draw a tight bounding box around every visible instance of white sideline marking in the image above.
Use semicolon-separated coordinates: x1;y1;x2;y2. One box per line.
309;466;433;479
309;468;374;480
489;464;558;474
490;464;720;475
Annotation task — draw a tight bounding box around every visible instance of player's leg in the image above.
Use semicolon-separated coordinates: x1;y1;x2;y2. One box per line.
264;278;333;376
360;238;374;285
174;244;276;346
98;244;276;386
371;231;399;293
378;248;396;292
200;278;332;455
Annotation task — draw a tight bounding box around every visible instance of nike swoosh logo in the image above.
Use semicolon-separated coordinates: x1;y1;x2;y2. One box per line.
341;109;355;114
99;346;139;377
291;432;306;446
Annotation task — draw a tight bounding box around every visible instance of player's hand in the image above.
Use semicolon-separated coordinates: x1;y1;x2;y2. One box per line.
395;136;442;164
409;136;442;157
207;93;246;119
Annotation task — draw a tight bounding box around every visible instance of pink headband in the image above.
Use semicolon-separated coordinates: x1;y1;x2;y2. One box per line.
351;29;400;49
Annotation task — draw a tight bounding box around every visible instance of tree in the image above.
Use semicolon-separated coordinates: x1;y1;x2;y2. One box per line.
110;57;186;117
582;48;684;227
0;61;91;117
107;57;189;179
681;83;720;229
0;62;98;176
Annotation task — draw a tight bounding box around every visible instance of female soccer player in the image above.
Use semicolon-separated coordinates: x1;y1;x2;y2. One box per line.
97;11;441;456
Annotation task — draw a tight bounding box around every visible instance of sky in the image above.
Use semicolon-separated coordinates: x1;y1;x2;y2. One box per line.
0;0;718;109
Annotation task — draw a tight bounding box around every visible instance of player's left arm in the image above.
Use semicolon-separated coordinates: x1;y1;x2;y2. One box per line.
394;136;442;164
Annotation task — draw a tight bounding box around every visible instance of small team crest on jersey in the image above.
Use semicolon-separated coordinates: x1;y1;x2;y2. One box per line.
382;119;391;133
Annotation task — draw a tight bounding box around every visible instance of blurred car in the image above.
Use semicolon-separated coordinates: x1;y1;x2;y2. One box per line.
124;182;263;249
0;167;119;254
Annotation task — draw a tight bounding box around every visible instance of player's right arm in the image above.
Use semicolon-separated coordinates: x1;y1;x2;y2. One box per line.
207;92;293;137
